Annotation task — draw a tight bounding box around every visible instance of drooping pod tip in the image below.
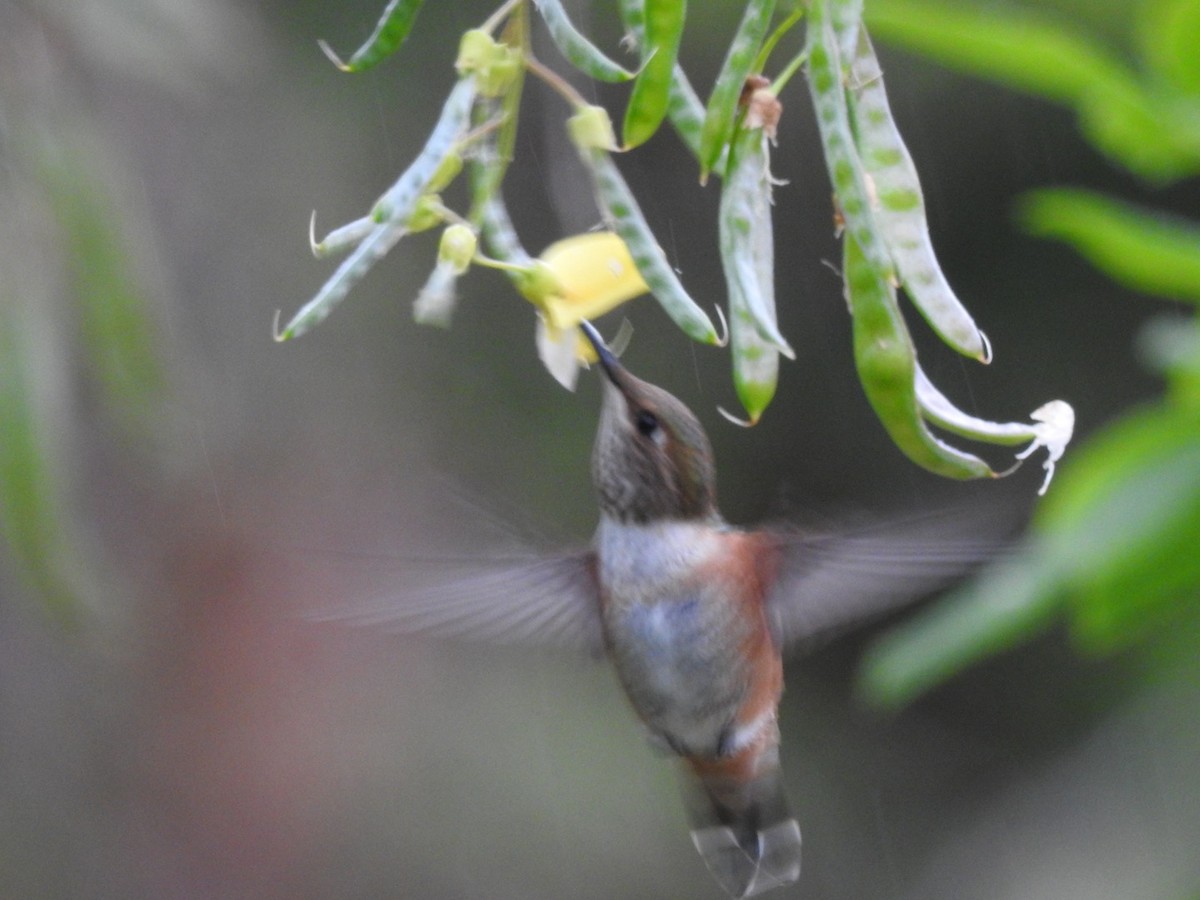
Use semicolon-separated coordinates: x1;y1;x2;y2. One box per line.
776;333;797;360
717;406;759;428
271;309;292;343
317;39;353;73
978;329;993;365
308;211;321;257
712;304;730;347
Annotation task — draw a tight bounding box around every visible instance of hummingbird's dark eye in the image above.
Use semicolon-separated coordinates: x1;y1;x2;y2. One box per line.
634;409;660;437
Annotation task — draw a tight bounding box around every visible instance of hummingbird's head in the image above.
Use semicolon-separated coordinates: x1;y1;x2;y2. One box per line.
580;322;717;524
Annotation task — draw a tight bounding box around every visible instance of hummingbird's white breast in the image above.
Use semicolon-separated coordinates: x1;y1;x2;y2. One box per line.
594;515;757;757
595;515;726;597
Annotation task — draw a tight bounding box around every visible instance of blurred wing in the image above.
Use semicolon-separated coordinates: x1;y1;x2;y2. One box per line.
308;550;605;655
764;508;1014;653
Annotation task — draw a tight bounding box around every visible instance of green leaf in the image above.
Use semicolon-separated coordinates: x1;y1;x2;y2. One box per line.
1138;0;1200;95
862;402;1200;706
859;549;1062;709
1034;404;1200;651
867;0;1200;180
0;302;80;623
866;0;1133;104
40;148;165;443
1019;189;1200;305
1076;76;1200;182
1138;317;1200;409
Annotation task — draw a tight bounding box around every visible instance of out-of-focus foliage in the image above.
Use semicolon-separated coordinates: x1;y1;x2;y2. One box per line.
0;293;78;621
0;1;237;621
1020;189;1200;304
862;0;1200;708
867;0;1200;183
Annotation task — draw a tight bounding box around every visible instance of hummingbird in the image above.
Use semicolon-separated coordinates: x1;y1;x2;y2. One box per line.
325;320;1001;897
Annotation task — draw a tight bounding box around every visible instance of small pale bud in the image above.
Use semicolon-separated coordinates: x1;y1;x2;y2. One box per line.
515;260;566;305
438;224;477;274
477;45;520;98
456;30;496;75
407;194;444;233
568;105;617;152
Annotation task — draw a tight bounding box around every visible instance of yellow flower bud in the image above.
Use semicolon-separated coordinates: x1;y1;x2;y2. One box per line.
536;231;648;330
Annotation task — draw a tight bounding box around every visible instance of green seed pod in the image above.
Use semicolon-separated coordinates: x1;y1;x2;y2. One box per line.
468;129;534;272
848;29;987;361
844;231;994;479
534;0;635;83
622;0;687;149
479;192;533;266
719;108;793;356
830;0;864;59
279;223;407;340
663;69;708;160
374;76;476;223
319;0;425;73
699;0;776;181
572;108;718;344
310;214;375;259
426;151;464;194
719;109;791;423
805;0;895;281
618;0;716;166
727;296;778;424
280;78;475;340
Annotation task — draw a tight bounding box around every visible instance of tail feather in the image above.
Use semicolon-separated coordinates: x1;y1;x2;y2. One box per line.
682;762;801;897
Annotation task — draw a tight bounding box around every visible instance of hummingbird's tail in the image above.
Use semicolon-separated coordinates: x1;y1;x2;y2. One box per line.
681;750;801;898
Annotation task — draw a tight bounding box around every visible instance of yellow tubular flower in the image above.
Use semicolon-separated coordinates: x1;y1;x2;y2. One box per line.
529;232;649;388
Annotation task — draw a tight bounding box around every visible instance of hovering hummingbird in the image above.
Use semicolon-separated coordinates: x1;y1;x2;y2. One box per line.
327;321;1001;897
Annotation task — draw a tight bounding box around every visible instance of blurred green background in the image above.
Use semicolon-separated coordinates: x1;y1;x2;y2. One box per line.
1;1;1197;897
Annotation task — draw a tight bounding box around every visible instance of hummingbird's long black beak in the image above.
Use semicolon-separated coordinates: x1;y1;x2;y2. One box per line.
579;320;623;385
